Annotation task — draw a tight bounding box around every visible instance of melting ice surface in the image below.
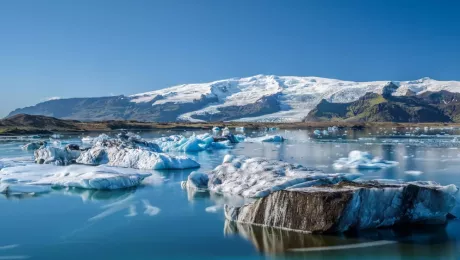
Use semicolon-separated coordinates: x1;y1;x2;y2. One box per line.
3;128;460;259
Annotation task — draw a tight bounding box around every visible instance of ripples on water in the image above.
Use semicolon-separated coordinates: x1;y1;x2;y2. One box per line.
1;128;460;259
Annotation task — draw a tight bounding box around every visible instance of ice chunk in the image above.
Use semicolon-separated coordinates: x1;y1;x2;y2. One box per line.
81;134;110;144
22;141;46;151
155;133;231;152
34;146;81;166
212;126;221;132
203;156;361;198
222;127;231;136
235;127;245;132
333;150;399;170
246;135;285;143
181;171;209;191
313;130;321;135
1;164;153;190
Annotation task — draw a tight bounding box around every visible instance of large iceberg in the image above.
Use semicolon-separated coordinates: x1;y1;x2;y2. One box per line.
0;164;153;191
225;180;458;233
333;150;399;170
182;155;361;198
34;133;200;170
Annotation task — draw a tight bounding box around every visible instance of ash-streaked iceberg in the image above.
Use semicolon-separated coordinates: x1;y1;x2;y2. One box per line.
333;150;399;170
182;155;361;198
34;145;81;166
225;180;458;233
0;164;153;191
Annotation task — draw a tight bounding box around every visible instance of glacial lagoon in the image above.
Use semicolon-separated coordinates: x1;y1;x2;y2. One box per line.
1;127;460;260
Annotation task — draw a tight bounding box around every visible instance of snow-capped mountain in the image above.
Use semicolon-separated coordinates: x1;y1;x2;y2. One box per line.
8;75;460;122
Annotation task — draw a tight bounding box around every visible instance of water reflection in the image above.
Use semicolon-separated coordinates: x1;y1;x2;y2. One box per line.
225;221;458;258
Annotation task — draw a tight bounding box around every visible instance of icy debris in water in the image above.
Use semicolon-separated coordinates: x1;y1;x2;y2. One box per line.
183;155;362;198
333;151;399;170
81;134;110;144
212;126;221;132
313;130;321;135
246;135;285;143
0;164;154;191
328;126;339;132
404;170;423;176
22;141;46;151
235;127;245;132
222;127;230;136
205;205;223;213
322;130;329;135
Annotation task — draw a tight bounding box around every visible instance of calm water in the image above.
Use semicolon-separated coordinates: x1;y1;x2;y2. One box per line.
1;128;460;260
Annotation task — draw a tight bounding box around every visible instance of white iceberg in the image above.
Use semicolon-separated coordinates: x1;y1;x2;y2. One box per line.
0;164;153;191
333;151;399;170
235;127;245;132
222;127;231;136
181;171;209;191
183;155;361;198
34;146;81;166
77;146;200;170
81;134;110;144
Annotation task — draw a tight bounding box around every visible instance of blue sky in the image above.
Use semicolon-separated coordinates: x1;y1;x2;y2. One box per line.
0;0;459;117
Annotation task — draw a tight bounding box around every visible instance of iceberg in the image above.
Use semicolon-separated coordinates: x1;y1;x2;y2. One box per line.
34;145;81;166
183;155;361;198
225;180;458;233
181;171;209;191
81;134;110;144
22;141;46;151
31;133;201;170
155;133;231;152
0;164;153;191
333;150;399;170
77;145;200;170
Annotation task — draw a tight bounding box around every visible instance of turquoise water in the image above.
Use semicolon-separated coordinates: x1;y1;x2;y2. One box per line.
1;129;460;259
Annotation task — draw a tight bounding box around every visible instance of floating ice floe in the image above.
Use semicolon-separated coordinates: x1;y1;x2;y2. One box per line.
246;135;285;143
313;130;321;135
333;150;399;170
154;133;231;152
182;155;361;198
0;164;153;192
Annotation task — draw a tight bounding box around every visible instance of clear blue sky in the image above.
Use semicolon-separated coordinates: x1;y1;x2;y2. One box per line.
1;0;459;117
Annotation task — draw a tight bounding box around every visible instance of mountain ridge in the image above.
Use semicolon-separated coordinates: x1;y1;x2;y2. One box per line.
8;75;460;122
